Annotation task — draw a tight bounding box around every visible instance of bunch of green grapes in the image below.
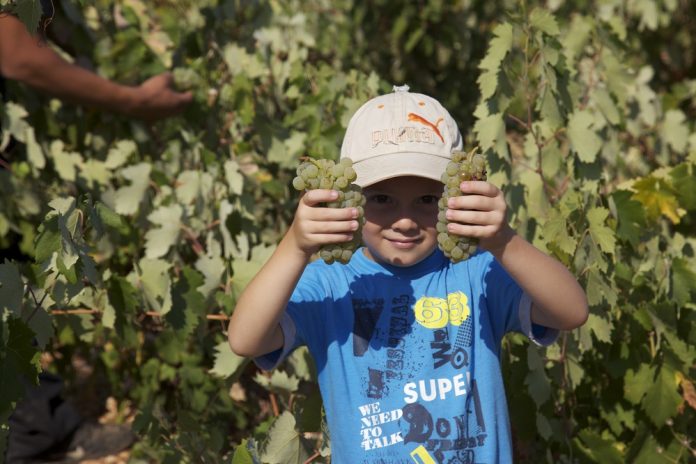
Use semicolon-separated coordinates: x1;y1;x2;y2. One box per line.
172;67;201;91
292;157;365;264
437;147;487;263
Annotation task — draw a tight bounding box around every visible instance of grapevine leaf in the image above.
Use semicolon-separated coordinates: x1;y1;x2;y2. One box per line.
107;276;138;336
224;160;245;196
661;110;689;153
670;162;696;210
671;257;696;306
536;413;552;440
231;439;256;464
144;204;183;259
261;411;312;464
541;210;576;256
642;365;683;426
593;88;620;125
584;313;613;344
105;140;137;169
530;9;560;36
138;258;172;315
624;363;654;404
254;370;300;395
525;348;550;406
50;140;82;182
568;110;602;162
576;430;624;464
176;170;212;205
95;202;127;232
114;163;151;215
611;190;646;247
0;262;24;317
195;253;225;298
587;207;616;254
168;267;205;334
24;127;45;170
13;0;43;34
477;23;513;100
20;305;53;349
232;244;276;297
210;341;247;379
631;176;683;224
1;317;41;384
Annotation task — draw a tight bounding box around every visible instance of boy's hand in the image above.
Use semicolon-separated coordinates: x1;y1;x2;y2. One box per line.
445;181;515;254
289;189;360;256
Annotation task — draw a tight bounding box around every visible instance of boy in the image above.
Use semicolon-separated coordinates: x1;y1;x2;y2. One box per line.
228;85;588;463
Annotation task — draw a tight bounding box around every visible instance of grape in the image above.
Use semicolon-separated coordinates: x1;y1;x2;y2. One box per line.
437;146;488;263
292;157;364;264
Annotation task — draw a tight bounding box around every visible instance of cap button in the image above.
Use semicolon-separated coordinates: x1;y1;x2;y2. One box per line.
392;84;410;93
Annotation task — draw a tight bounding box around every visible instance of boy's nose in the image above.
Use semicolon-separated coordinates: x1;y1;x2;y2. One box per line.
391;213;419;232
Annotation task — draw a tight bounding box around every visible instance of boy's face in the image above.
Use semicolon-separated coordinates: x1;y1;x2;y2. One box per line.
361;176;442;267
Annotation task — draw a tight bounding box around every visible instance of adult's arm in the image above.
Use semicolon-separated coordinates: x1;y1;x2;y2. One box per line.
0;14;191;121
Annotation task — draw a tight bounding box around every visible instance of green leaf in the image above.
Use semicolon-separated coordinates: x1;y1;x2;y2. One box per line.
0;317;41;417
261;411;312;464
670;162;696;210
13;0;43;34
231;439;257;464
525;348;550;406
195;252;225;298
49;140;83;182
542;210;576;256
661;110;689;153
138;258;172;315
587;207;616;254
593;88;620;125
568;110;602;163
105;140;137;169
632;176;683;224
611;190;646;247
624;363;654;404
107;276;138;336
232;244;276;297
530;8;560;36
642;365;683;426
22;303;53;349
144;204;183;259
0;262;24;317
671;257;696;306
255;370;300;395
114;163;151;216
95;202;127;232
224;160;245;196
478;23;513;100
168;267;205;334
210;341;247;379
576;430;624;464
585;313;613;343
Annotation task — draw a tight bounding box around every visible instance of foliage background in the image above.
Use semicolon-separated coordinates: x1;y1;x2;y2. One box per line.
1;0;695;462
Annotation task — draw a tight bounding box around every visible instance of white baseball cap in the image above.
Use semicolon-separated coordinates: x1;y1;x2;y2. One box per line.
340;84;463;187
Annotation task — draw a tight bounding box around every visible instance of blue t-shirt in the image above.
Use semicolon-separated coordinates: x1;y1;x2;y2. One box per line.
256;247;557;464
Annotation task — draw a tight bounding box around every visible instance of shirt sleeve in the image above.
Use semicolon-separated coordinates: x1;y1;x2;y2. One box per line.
518;292;559;346
253;312;302;371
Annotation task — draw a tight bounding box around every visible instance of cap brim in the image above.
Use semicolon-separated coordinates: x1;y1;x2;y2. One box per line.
353;152;450;187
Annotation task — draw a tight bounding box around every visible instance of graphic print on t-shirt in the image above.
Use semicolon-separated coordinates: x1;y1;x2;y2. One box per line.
352;290;487;463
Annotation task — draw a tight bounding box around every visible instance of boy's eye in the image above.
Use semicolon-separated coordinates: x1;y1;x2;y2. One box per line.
368;194;391;204
420;195;440;205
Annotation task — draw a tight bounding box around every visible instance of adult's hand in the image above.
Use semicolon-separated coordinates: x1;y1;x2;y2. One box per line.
125;72;193;122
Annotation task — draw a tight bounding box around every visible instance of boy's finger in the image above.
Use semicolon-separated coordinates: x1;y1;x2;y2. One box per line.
447;194;495;211
310;206;359;221
458;181;499;197
302;189;339;206
445;209;491;226
309;220;360;234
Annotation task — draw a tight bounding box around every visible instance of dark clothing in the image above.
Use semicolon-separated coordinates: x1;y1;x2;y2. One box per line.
5;373;82;462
